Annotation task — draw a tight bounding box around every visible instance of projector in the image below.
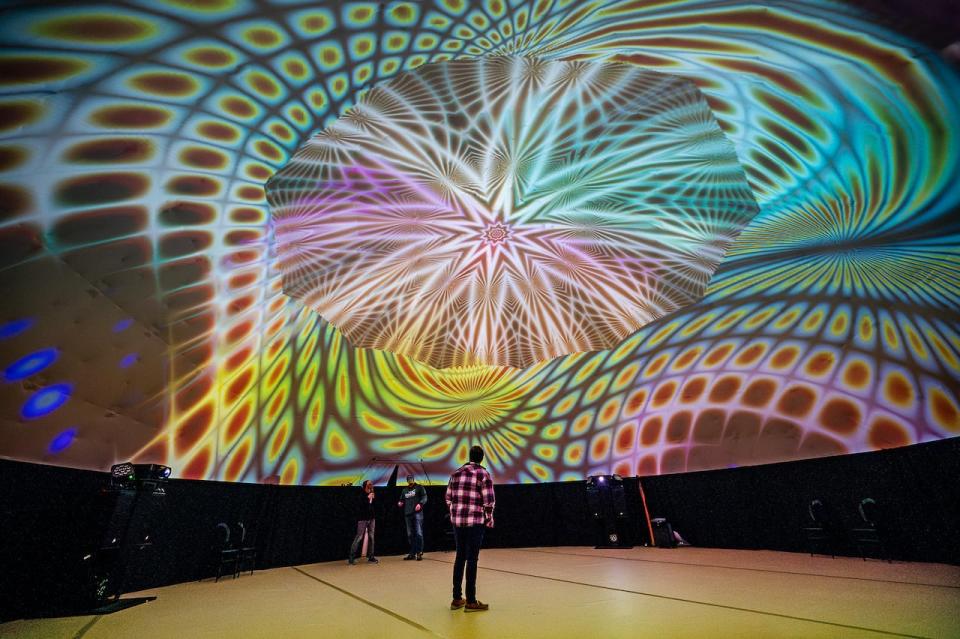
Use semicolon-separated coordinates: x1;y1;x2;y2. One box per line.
109;462;171;489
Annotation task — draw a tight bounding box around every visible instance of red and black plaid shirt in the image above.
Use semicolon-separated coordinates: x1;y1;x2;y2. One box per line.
446;462;495;528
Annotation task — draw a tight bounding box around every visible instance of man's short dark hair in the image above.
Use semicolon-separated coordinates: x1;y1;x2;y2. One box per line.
469;445;484;464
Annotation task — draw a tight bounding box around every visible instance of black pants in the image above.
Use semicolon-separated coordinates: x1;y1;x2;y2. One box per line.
452;525;485;602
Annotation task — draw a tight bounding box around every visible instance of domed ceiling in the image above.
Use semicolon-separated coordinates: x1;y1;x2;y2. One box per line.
0;1;958;485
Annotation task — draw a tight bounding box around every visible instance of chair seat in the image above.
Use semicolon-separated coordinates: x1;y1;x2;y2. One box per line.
216;548;240;581
235;545;257;577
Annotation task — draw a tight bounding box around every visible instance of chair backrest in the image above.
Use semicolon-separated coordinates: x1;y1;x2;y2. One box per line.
859;498;879;525
237;521;247;543
216;522;231;548
808;499;826;524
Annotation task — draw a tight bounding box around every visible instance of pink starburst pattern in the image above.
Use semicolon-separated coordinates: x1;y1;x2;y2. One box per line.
267;58;758;368
482;222;511;245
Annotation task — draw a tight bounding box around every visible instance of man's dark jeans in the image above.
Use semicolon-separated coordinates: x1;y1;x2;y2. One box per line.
404;512;424;555
452;524;485;602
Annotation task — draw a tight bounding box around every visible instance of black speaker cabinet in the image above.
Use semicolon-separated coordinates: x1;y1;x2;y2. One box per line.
652;518;677;548
94;488;136;550
586;475;633;549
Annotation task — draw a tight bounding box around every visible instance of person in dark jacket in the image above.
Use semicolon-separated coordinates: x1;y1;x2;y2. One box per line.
348;480;379;564
397;474;427;560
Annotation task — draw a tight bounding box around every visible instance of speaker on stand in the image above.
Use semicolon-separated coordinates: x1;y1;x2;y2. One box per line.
586;475;633;549
81;463;170;608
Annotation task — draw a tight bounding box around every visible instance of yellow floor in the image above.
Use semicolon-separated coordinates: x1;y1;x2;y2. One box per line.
3;547;959;639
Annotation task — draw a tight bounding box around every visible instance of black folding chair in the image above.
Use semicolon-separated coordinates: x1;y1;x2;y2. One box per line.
214;522;239;582
801;499;838;558
851;498;891;562
235;521;257;577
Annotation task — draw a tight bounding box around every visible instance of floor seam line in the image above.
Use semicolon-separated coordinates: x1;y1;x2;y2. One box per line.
423;557;930;639
516;548;960;590
290;566;448;639
72;614;102;639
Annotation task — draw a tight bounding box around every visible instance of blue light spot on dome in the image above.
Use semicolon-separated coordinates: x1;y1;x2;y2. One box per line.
0;318;33;339
113;318;133;332
49;427;78;453
4;348;58;382
119;353;138;369
22;383;72;419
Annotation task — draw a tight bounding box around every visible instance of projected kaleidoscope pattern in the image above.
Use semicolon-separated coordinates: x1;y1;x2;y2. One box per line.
268;57;758;368
0;1;958;485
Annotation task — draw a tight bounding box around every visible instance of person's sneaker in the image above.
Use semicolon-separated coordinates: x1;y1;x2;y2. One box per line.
367;557;379;564
347;558;356;565
403;554;415;560
450;598;466;610
416;553;423;561
464;601;489;612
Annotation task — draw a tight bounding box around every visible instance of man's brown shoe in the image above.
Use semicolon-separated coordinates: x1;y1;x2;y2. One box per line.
450;598;466;610
464;601;489;612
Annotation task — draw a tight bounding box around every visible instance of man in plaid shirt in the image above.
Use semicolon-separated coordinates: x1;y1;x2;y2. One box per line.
446;445;495;612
